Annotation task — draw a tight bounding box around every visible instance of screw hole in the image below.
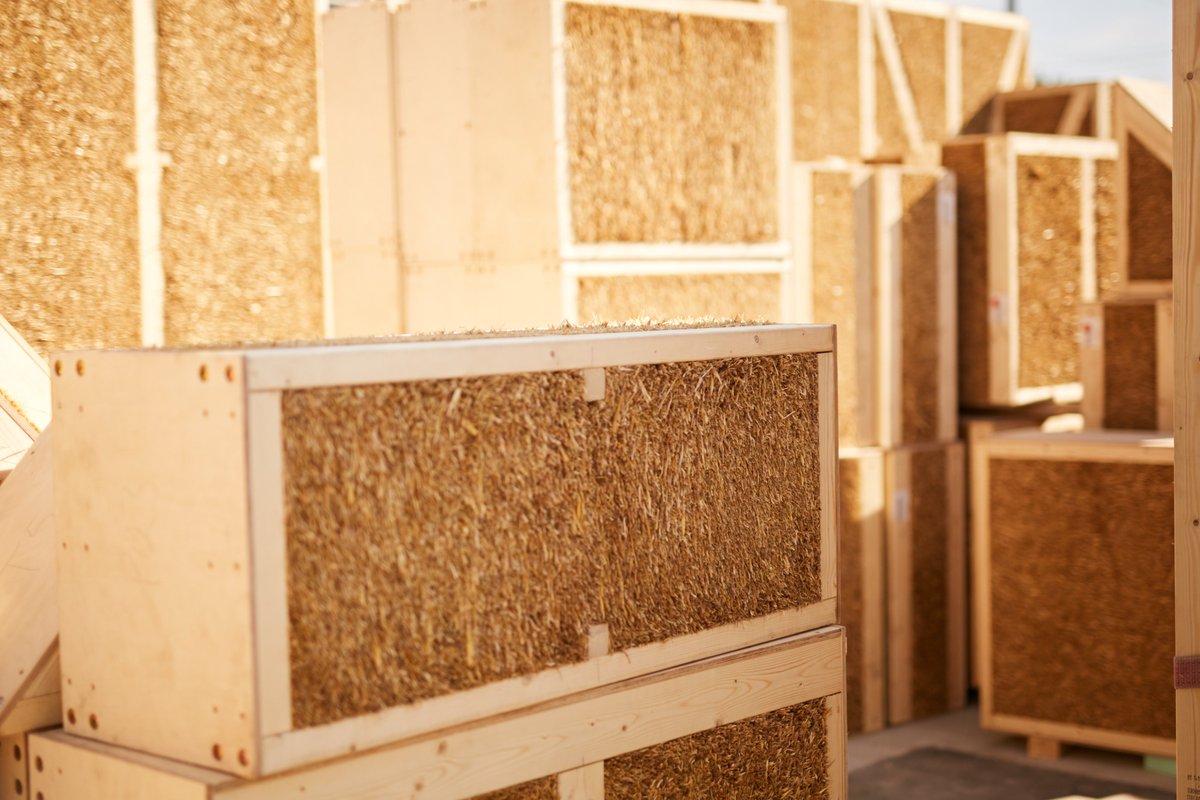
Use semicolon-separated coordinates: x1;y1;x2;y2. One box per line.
13;744;21;761
67;709;76;725
238;749;249;767
212;743;222;761
14;777;22;795
54;360;63;376
35;756;43;772
199;364;209;381
74;360;84;376
88;713;98;730
225;365;235;382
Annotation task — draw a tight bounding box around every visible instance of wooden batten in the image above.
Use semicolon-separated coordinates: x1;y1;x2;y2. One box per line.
1080;293;1173;432
51;325;838;778
0;315;51;478
884;440;967;726
974;429;1174;757
29;628;847;799
839;448;887;734
1114;78;1173;294
944;133;1117;409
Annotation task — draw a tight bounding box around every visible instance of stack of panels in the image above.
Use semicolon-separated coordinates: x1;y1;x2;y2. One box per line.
40;326;846;795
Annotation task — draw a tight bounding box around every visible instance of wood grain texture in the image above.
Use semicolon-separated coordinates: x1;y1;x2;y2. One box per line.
1175;1;1199;794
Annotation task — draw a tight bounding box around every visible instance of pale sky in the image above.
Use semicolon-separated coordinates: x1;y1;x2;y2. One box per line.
954;0;1172;84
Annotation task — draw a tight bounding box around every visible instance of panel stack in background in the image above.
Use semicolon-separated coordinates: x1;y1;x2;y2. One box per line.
971;77;1176;759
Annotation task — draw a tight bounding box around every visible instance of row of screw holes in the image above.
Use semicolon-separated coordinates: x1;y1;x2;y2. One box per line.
51;361;237;383
13;743;46;798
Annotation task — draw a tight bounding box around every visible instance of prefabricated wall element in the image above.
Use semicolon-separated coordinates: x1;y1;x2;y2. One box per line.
29;628;848;799
1114;79;1173;292
885;440;967;726
1;2;325;355
794;162;955;446
839;448;886;735
0;316;51;479
565;261;792;326
1080;293;1173;432
780;0;1030;162
990;82;1113;139
51;324;838;778
0;432;59;740
942;133;1118;408
974;430;1174;757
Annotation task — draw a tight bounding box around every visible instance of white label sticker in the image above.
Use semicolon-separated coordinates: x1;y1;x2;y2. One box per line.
1079;315;1101;349
893;489;912;523
988;293;1009;326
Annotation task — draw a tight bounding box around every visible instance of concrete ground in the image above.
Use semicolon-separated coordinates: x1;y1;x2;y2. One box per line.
848;705;1175;797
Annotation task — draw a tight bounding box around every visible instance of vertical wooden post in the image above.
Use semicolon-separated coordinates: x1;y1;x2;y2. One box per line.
131;0;164;347
1175;1;1200;796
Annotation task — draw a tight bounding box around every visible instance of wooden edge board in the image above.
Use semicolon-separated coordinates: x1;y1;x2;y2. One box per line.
260;599;838;773
1007;132;1119;160
234;325;836;391
945;443;967;710
979;429;1174;464
985;136;1016;406
560;259;787;277
560;242;793;262
885;447;914;725
132;0;165;347
32;627;846;798
1078;302;1104;429
0;315;51;435
1157;299;1175;431
983;713;1175;759
819;352;839;601
937;171;959;441
563;0;786;23
875;168;903;447
1117;86;1174;168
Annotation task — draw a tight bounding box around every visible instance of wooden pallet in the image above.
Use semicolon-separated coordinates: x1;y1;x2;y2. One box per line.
943;133;1118;408
885;440;967;726
322;0;792;334
839;448;887;734
990;82;1113;139
28;628;848;799
1080;293;1173;432
794;161;956;447
974;429;1174;758
50;325;838;778
780;0;1030;162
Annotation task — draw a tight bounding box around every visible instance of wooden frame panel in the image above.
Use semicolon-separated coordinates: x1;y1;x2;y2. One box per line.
1114;78;1174;295
30;628;847;799
885;440;967;726
947;133;1118;408
1080;294;1173;432
974;429;1174;757
990;82;1113;139
52;325;838;778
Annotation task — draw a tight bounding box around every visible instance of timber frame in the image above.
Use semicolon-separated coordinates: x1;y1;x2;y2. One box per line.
29;628;848;800
1115;78;1174;294
944;133;1118;408
1079;293;1174;432
50;325;839;779
973;429;1175;759
990;82;1114;138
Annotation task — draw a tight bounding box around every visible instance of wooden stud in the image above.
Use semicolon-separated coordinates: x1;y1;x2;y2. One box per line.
581;368;605;403
871;3;925;154
1078;302;1105;429
131;0;165;347
558;763;603;800
819;351;840;602
885;447;914;725
0;733;28;800
1176;4;1199;793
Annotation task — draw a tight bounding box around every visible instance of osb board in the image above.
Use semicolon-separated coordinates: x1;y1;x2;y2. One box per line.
909;447;950;720
810;172;863;445
890;11;946;145
604;699;830;799
576;274;781;324
839;460;864;734
158;0;324;345
283;355;824;728
782;0;861;161
1096;159;1121;296
1001;95;1071;135
989;458;1174;739
1015;155;1083;390
0;0;140;357
1127;135;1173;282
472;776;558;800
961;23;1015;134
941;143;990;406
900;172;942;443
1103;303;1158;430
565;4;778;244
